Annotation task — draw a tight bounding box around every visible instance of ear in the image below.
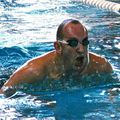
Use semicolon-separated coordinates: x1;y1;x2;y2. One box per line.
54;41;62;53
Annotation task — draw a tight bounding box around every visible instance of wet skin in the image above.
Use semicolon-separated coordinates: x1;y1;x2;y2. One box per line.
0;21;113;97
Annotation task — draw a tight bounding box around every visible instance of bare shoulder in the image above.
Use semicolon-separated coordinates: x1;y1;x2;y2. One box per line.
89;52;107;64
16;50;56;77
28;50;56;64
88;52;113;73
21;50;56;71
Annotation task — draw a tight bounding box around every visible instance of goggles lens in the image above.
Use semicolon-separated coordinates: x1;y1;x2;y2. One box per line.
67;38;78;47
67;37;89;47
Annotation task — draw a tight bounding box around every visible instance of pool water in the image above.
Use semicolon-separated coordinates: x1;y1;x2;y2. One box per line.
0;0;120;119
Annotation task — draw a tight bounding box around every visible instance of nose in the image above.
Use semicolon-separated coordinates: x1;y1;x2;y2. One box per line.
76;43;84;53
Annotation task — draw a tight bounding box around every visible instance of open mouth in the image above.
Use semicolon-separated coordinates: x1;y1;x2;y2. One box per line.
75;56;84;66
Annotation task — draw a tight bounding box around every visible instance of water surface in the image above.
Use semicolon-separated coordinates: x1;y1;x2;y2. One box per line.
0;0;120;119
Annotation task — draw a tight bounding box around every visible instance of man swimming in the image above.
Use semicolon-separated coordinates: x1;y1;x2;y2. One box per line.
0;19;113;97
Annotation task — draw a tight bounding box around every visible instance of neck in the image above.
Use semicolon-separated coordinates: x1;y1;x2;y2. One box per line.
57;52;74;71
54;53;65;71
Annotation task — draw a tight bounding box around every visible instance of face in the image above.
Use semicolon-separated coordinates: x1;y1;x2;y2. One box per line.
60;22;89;73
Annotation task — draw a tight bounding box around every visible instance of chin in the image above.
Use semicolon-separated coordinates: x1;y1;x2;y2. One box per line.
73;64;86;73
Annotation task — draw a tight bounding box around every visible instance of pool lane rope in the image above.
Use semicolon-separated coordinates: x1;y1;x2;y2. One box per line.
79;0;120;14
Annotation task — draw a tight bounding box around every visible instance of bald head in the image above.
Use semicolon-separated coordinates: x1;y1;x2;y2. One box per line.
56;19;88;41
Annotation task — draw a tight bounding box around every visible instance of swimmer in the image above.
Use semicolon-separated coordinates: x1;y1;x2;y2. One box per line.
0;19;113;97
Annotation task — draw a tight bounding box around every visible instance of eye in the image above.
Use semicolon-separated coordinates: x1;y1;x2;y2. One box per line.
82;37;89;46
68;39;78;47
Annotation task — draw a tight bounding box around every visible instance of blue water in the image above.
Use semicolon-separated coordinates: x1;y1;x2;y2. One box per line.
0;0;120;119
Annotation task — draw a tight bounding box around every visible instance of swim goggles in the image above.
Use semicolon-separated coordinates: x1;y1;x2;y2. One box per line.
60;37;89;48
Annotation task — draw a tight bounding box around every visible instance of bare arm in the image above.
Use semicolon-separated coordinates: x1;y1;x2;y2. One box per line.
0;60;46;97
